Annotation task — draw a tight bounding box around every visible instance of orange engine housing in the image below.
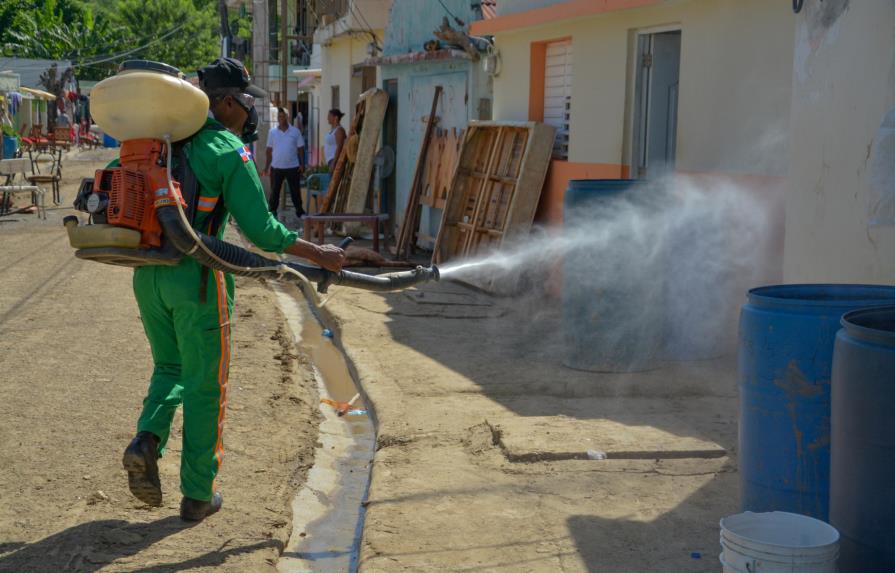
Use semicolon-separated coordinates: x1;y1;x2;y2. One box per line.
93;138;185;248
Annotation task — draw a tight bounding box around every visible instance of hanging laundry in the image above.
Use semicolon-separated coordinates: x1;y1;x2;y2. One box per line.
7;92;22;116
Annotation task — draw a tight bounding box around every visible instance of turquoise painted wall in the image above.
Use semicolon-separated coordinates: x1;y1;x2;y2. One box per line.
384;0;483;56
379;0;492;247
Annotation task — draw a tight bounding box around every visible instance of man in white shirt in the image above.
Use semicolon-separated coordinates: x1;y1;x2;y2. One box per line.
262;107;305;218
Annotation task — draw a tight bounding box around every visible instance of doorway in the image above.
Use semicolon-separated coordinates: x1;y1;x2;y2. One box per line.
382;78;398;236
632;30;681;178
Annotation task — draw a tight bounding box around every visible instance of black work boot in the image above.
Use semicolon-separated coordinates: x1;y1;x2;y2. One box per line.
180;491;223;522
122;431;162;506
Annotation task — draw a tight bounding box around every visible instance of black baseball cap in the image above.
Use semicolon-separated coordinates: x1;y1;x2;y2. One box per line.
198;57;267;98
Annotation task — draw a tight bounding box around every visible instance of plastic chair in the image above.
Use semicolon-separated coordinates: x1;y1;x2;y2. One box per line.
27;147;62;205
0;158;47;218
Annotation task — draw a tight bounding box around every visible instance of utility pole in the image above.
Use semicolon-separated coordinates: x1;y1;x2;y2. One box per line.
218;0;231;58
280;0;289;108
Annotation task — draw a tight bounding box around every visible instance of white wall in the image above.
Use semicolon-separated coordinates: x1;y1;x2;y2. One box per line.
381;59;490;242
491;0;794;176
313;31;383;155
784;1;895;283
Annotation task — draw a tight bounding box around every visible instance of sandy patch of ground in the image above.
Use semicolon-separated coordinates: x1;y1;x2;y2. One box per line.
323;280;739;572
0;149;319;572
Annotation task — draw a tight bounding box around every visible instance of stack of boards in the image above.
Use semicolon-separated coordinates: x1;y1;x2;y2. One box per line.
420;127;464;211
432;121;555;278
322;88;389;221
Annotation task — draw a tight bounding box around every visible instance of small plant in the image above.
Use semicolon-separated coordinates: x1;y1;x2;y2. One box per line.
1;123;18;138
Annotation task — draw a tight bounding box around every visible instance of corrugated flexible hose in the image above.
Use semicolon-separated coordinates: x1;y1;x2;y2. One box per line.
160;135;439;293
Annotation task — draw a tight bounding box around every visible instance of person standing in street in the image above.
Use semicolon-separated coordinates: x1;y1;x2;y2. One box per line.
324;109;346;170
262;107;305;219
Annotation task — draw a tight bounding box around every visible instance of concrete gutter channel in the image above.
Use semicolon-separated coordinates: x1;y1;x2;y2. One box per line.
274;282;377;573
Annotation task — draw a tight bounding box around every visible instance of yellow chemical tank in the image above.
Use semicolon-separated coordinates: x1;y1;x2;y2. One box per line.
90;60;209;142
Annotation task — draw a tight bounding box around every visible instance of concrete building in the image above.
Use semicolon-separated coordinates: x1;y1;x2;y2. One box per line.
472;1;792;230
0;57;73;90
0;58;75;135
304;0;392;167
784;1;895;284
248;0;318;170
473;0;895;284
367;0;494;242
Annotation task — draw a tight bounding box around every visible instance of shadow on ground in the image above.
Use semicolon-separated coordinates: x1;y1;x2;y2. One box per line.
0;517;279;573
355;280;739;448
568;473;735;572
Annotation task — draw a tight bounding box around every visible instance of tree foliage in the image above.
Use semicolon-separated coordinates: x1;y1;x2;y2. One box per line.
2;0;221;81
107;0;219;75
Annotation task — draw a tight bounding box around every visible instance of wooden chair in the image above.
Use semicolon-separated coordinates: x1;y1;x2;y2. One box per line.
53;127;72;151
0;158;47;218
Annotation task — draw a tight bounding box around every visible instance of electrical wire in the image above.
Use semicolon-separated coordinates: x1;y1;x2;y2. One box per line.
2;22;187;69
74;23;188;67
436;0;465;27
347;1;381;49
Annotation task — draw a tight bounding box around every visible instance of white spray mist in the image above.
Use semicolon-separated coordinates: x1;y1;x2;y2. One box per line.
438;176;772;370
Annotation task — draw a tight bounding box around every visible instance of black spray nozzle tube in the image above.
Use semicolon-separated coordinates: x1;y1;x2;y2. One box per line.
155;206;439;293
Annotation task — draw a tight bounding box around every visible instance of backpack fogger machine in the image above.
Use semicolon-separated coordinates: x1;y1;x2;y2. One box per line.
64;60;438;294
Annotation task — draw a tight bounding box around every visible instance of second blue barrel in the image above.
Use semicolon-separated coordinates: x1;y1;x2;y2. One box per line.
738;284;895;520
830;306;895;572
562;179;663;372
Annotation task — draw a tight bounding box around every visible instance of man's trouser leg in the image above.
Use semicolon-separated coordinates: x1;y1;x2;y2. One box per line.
133;262;233;502
268;168;285;216
283;167;305;216
133;266;183;455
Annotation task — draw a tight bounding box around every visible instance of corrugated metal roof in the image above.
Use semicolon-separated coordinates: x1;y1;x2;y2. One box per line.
481;0;497;20
0;57;73;89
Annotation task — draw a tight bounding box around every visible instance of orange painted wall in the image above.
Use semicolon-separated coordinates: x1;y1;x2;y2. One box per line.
534;160;630;225
529;42;547;123
528;37;572;124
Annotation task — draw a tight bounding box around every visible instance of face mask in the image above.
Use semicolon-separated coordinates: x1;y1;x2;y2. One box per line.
241;106;259;143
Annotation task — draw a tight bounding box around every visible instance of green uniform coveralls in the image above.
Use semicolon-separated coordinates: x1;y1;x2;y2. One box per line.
132;118;297;501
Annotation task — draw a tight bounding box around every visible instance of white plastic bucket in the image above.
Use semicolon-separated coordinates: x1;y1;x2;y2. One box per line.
719;511;839;572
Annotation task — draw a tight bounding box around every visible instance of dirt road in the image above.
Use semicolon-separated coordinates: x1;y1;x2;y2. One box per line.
0;149;319;572
323;281;739;572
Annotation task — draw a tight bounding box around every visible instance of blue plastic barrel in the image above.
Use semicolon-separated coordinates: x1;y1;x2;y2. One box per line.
831;305;895;572
738;285;895;521
562;179;663;372
2;135;17;158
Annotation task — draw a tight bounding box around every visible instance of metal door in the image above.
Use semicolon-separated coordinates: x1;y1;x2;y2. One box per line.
382;78;398;231
633;31;681;178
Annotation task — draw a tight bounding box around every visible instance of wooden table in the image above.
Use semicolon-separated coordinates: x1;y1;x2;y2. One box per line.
302;213;390;253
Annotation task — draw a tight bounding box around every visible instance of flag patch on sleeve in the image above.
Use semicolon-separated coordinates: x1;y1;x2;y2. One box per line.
237;145;253;163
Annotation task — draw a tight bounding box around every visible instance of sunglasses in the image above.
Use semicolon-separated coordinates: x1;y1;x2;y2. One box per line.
229;92;255;111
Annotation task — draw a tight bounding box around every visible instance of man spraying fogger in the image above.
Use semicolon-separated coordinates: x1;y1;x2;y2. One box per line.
121;58;345;521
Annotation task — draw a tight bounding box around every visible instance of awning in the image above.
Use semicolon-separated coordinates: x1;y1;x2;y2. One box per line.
19;86;56;100
297;76;319;91
292;68;322;78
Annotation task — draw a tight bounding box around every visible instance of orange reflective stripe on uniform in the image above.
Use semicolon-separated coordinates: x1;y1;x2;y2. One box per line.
212;269;230;472
197;195;220;213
